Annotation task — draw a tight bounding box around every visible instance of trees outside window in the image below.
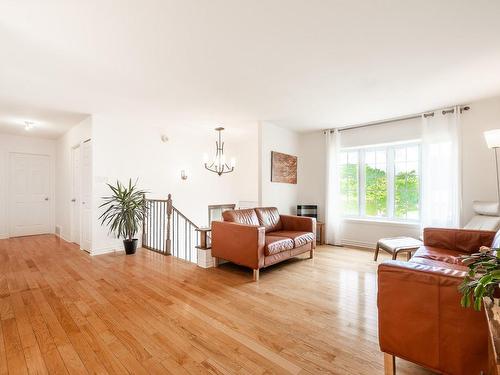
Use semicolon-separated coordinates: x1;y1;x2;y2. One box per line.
339;143;420;222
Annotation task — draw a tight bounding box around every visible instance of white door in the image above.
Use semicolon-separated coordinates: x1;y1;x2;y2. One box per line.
80;140;92;251
71;146;81;244
9;153;51;237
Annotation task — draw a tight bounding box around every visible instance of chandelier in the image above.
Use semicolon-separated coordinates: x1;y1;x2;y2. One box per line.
203;127;235;176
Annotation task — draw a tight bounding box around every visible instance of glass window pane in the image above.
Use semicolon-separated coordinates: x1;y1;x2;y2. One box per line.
406;161;418;174
394;148;406;162
365;151;375;165
394;145;420;220
339;152;359;216
407;146;419;162
365;161;387;217
339;152;347;164
348;151;358;164
376;150;386;165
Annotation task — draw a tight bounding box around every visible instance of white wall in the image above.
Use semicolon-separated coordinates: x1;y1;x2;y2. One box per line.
55;116;92;241
461;95;500;224
259;122;300;214
0;134;56;238
91;114;259;254
295;94;500;248
295;128;421;248
297;131;326;221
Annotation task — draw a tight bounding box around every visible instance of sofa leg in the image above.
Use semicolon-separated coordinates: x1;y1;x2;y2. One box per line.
384;353;396;375
253;269;259;281
310;249;314;259
213;257;219;267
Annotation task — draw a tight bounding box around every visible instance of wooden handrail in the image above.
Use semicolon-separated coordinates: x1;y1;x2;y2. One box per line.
172;206;199;228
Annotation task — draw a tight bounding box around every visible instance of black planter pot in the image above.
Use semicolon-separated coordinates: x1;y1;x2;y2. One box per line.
123;239;138;255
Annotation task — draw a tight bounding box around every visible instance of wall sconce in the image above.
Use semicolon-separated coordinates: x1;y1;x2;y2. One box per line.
181;170;188;180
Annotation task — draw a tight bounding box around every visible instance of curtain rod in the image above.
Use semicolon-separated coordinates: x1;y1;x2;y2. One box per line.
325;105;470;133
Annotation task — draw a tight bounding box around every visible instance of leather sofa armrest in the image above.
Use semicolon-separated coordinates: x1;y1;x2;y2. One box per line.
378;261;488;374
423;227;496;253
280;215;316;235
211;221;266;269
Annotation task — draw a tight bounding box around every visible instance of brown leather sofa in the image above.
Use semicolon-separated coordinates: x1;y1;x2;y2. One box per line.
378;227;497;375
211;207;316;281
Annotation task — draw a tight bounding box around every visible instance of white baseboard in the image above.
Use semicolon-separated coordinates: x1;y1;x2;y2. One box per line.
341;239;376;249
91;246;120;256
0;233;8;240
55;233;71;243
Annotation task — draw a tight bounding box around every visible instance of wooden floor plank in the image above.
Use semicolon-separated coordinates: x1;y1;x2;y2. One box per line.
0;234;433;375
0;321;9;375
1;318;28;375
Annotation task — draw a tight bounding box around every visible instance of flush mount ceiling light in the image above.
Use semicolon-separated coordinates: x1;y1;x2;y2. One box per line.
24;121;35;131
203;127;235;176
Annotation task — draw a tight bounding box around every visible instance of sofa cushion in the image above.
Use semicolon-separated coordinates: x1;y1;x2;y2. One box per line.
255;207;283;233
271;230;315;247
412;245;466;265
222;209;259;226
410;256;468;272
265;236;294;256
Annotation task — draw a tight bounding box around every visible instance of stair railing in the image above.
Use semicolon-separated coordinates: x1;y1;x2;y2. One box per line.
142;194;200;263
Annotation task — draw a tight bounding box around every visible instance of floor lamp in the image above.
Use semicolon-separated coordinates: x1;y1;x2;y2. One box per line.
484;129;500;203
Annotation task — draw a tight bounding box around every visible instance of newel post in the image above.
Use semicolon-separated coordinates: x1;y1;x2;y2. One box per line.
166;194;172;255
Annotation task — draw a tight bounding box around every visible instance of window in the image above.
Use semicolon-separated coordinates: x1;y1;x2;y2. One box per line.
365;149;387;217
394;145;420;220
339;143;420;222
339;151;359;215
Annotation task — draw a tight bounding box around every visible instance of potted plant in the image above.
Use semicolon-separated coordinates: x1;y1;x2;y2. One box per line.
99;179;147;255
459;246;500;310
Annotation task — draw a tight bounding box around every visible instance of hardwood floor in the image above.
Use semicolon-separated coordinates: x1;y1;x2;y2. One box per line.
0;235;434;375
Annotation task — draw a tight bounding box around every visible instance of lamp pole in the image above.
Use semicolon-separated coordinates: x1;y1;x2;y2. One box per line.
495;147;500;203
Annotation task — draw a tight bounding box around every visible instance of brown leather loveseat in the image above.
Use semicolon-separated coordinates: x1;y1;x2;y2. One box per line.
378;227;497;375
211;207;316;281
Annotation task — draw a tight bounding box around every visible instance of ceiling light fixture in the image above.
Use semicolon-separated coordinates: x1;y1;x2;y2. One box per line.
203;127;235;176
24;121;35;131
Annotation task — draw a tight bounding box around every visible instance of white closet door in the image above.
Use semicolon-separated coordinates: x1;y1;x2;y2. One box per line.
10;153;51;237
71;146;81;244
81;140;92;251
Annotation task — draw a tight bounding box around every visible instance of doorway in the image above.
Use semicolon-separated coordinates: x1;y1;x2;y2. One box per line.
9;153;51;237
71;145;81;244
70;140;92;251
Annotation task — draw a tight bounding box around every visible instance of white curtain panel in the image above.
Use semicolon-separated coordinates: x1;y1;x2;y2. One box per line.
325;129;343;245
421;106;462;229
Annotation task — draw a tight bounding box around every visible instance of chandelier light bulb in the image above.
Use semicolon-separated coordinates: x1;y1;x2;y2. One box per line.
203;127;236;176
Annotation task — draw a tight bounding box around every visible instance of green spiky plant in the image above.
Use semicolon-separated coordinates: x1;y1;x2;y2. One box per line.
99;179;147;254
459;246;500;311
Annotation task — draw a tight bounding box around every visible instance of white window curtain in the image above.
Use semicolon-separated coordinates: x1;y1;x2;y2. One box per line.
325;129;342;245
420;106;462;229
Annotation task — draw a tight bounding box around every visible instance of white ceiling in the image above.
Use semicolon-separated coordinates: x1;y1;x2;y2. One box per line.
0;0;500;132
0;101;88;139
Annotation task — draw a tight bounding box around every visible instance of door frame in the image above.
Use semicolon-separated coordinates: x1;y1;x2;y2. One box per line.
69;139;92;251
8;152;54;238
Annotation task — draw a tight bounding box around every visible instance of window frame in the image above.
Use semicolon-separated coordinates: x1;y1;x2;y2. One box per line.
339;141;421;223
